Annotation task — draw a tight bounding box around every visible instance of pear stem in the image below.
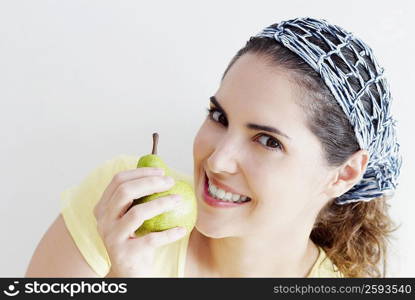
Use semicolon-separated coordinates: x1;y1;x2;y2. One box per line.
152;132;159;155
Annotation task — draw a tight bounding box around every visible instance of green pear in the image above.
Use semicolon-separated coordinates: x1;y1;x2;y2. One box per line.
130;132;197;238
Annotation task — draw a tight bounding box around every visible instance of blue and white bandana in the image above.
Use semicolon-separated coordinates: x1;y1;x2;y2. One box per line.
254;17;402;205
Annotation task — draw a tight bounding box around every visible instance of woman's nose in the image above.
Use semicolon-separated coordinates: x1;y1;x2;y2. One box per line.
206;136;240;175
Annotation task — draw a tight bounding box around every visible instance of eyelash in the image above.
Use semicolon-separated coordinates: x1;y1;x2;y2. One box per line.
205;107;283;152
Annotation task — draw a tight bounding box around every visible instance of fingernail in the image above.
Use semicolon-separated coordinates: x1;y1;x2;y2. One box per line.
164;176;174;184
176;227;186;235
155;168;165;175
173;195;182;204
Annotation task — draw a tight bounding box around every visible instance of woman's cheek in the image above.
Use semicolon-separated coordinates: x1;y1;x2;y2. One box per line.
193;123;212;158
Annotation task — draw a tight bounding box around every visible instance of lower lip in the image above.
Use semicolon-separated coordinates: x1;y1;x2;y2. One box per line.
202;173;251;208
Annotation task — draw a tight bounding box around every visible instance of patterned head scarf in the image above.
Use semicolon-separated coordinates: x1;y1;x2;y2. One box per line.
254;17;402;205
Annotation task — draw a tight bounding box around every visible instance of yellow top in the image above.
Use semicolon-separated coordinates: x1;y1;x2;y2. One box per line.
60;154;344;278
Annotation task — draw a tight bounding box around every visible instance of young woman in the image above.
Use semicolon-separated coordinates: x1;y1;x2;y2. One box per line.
26;17;402;278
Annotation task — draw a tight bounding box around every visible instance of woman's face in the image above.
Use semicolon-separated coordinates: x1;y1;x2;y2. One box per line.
192;53;334;239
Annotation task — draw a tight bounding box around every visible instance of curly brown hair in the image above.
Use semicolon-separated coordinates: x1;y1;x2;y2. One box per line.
221;32;399;277
313;196;397;277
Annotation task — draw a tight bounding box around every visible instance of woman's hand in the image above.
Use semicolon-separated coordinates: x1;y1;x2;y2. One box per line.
93;167;187;277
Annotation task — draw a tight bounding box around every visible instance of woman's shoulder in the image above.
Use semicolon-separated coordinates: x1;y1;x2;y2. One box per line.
307;247;344;278
79;154;193;181
103;154;139;171
60;154;193;277
112;154;194;184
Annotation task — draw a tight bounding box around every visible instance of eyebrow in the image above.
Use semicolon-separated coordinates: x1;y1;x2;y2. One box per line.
209;96;291;140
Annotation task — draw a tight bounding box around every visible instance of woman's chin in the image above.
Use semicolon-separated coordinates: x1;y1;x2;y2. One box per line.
195;222;230;239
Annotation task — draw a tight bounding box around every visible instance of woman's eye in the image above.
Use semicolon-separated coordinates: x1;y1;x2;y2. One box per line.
255;135;283;151
205;106;283;152
206;107;228;126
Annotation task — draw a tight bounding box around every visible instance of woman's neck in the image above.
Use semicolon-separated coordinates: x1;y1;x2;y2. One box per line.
189;228;319;277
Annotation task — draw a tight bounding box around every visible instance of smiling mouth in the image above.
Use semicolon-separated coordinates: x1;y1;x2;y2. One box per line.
204;172;252;204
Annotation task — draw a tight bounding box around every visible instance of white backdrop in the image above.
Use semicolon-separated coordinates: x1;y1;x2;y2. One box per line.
0;0;414;277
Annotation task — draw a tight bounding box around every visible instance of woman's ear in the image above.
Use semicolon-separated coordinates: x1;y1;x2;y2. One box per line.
325;149;370;199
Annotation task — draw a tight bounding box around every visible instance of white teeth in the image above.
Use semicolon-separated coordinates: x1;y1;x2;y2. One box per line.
232;194;240;201
216;189;225;198
210;184;217;193
208;179;249;202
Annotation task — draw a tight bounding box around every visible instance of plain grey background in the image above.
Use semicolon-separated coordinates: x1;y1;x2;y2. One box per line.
1;0;414;277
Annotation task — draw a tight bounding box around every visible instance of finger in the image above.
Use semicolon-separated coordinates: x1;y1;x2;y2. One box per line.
94;167;165;218
115;194;182;240
129;226;187;251
107;175;175;221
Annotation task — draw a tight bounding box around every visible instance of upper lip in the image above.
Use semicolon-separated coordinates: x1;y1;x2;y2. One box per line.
205;172;250;198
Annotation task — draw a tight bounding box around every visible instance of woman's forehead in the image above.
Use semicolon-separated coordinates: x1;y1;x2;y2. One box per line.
216;54;308;138
221;53;297;100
